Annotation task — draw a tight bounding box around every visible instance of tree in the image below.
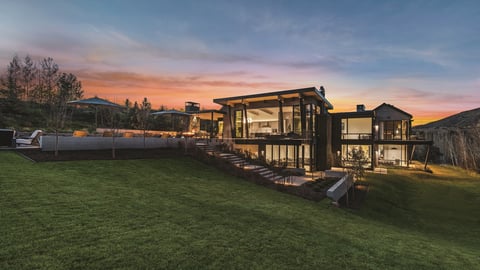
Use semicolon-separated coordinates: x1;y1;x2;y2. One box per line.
33;57;59;104
348;146;368;182
1;55;22;101
344;146;369;204
137;97;152;149
21;55;36;101
52;72;84;156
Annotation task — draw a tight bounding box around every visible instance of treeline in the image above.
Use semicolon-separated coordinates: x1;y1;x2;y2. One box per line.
0;54;83;130
0;54;180;133
414;127;480;172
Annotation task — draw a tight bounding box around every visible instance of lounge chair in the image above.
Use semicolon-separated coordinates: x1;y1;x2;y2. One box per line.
16;130;42;146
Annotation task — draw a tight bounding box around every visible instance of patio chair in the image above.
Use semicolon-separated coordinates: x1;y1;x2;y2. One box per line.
16;130;42;146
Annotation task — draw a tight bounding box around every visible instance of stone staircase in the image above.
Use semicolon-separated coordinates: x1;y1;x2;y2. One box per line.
195;141;299;185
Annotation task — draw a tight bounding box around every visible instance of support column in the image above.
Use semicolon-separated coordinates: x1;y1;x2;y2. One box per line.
300;97;306;136
308;103;313;139
228;105;234;138
210;111;214;139
278;98;284;134
243;103;249;138
409;144;417;166
424;145;430;171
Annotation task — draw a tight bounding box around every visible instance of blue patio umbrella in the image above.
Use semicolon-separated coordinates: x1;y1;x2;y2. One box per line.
68;97;123;128
68;96;124;158
151;110;192;131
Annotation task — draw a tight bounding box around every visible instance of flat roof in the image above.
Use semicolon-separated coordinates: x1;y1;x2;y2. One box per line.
213;87;333;109
196;110;225;120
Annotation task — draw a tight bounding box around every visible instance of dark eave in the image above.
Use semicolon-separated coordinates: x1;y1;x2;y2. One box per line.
213;87;333;109
331;110;375;118
195;109;225;120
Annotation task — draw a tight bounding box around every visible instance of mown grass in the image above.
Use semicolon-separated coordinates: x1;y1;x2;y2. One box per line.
0;151;479;269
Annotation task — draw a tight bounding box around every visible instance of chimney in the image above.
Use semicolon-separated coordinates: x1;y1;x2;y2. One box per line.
319;86;325;96
357;104;365;112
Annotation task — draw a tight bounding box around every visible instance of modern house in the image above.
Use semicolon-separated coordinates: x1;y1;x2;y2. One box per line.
213;87;431;172
373;103;414;167
213;86;334;171
185;101;225;138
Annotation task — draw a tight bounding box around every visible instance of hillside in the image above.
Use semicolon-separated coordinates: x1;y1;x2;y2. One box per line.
0;152;479;269
415;107;480;129
413;107;480;171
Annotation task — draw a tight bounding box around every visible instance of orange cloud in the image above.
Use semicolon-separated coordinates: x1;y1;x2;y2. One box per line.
76;70;290;109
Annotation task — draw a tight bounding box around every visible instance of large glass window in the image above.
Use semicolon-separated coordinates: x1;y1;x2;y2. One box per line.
341;117;372;139
264;144;302;169
293;105;301;135
246;107;281;137
378;144;407;166
382;120;408;140
341;144;372;168
234;110;243;138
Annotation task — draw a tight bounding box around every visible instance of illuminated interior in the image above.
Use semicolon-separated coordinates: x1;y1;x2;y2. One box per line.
341;117;372;139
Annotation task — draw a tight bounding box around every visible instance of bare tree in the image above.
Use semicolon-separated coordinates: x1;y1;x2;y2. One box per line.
32;57;59;105
138;97;152;149
21;55;36;101
52;73;84;156
0;55;22;100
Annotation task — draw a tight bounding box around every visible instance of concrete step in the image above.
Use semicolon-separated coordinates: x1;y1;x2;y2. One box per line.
253;168;270;174
243;165;264;171
259;170;274;177
226;157;243;162
271;175;285;182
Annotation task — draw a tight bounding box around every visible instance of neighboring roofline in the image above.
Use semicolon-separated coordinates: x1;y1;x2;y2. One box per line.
197;109;226;114
374;103;413;118
213;87;333;109
151;110;191;116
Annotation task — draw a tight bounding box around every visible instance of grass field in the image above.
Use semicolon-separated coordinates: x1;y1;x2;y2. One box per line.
0;151;479;269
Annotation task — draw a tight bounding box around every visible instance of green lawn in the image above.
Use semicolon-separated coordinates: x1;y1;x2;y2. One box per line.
0;151;479;269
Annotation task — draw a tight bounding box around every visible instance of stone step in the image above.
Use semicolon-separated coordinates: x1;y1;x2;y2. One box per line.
243;165;264;171
253;168;270;174
231;159;247;164
259;170;274;177
271;175;286;182
226;157;243;162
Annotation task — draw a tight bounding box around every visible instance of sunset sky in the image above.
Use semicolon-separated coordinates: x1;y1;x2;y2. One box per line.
1;0;479;125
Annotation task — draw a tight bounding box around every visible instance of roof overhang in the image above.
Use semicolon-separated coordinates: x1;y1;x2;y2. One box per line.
213;87;333;109
195;110;226;120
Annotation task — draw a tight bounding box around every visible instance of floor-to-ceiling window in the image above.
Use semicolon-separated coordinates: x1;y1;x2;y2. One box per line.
234;110;243;138
378;144;407;166
381;120;408;140
341;117;372;139
341;144;372;168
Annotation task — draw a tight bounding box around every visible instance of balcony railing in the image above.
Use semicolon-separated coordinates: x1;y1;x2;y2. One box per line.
341;133;372;140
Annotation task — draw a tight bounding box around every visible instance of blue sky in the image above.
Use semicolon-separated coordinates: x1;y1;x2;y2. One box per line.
1;0;479;124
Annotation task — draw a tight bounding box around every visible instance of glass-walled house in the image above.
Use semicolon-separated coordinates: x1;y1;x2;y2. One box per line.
214;87;334;171
193;110;225;138
331;108;375;169
332;103;422;169
373;103;412;167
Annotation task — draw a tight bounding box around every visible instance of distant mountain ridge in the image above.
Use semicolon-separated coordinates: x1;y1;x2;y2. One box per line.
413;107;480;172
415;107;480;129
